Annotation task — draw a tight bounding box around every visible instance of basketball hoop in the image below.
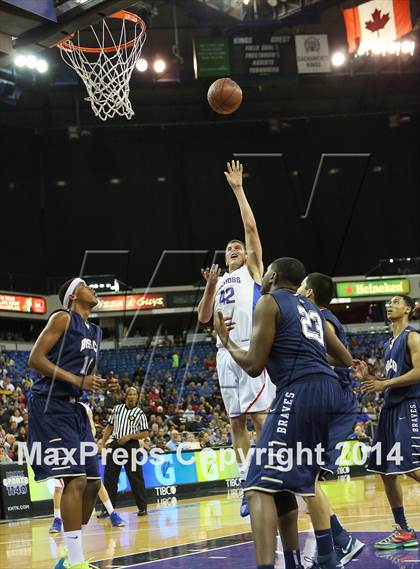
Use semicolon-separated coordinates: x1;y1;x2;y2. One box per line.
56;11;146;121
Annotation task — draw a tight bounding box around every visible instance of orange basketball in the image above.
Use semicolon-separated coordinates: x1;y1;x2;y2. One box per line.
207;78;242;115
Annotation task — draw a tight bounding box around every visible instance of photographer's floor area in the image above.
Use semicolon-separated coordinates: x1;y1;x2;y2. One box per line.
1;475;419;569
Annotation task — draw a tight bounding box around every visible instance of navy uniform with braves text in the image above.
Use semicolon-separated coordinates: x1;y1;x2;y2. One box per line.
322;309;358;473
368;326;420;474
245;290;343;496
28;309;101;481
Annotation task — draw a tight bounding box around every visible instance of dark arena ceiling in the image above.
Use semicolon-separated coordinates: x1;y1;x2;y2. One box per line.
0;0;419;292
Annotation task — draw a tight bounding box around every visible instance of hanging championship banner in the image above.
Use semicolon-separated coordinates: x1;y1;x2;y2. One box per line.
295;34;331;74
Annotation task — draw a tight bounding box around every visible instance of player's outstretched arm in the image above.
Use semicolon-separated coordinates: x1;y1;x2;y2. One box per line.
363;332;420;394
224;160;263;282
324;324;353;368
215;294;278;376
29;311;105;391
198;264;220;323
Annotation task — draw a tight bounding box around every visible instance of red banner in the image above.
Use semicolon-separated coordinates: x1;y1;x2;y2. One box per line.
94;293;166;312
0;294;47;314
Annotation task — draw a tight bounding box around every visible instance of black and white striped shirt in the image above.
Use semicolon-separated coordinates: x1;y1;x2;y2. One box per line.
108;404;149;439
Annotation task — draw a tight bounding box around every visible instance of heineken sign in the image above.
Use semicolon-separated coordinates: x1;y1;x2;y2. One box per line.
336;279;410;298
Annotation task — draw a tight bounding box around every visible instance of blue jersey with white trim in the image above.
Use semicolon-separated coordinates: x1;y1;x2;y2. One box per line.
322;308;352;388
383;326;420;408
267;290;337;389
32;309;101;399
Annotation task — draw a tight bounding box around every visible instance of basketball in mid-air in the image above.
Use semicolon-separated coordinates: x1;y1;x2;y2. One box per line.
207;78;243;115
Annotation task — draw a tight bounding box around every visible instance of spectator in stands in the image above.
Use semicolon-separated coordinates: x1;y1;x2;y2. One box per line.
10;408;23;426
7;422;18;437
198;381;212;397
4;434;16;460
349;422;372;444
366;402;378;422
4;355;14;368
198;431;212;448
22;380;32;398
16;425;27;443
180;432;200;451
0;376;14;396
184;404;195;422
166;429;180;451
149;423;160;444
204;352;216;372
0;408;9;427
219;431;229;446
0;444;12;464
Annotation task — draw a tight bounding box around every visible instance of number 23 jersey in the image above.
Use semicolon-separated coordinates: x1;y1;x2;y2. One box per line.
267;290;337;388
214;265;262;348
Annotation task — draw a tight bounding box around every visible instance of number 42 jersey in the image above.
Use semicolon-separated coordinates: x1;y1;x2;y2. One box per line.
214;265;261;349
266;290;337;389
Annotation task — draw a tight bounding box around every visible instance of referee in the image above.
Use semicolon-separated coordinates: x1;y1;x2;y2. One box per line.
99;387;149;516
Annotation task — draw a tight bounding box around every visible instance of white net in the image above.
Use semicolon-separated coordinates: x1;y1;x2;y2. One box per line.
57;11;146;121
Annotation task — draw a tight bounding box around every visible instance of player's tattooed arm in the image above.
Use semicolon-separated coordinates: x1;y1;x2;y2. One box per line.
29;311;104;391
198;264;220;323
324;323;353;368
224;160;264;283
215;294;277;376
362;332;420;393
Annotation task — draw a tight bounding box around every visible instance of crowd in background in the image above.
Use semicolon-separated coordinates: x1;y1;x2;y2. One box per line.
0;332;388;463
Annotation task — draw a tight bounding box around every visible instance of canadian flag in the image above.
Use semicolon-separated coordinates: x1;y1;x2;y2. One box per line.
343;0;412;53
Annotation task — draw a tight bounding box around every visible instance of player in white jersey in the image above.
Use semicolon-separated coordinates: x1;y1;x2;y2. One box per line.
198;160;275;517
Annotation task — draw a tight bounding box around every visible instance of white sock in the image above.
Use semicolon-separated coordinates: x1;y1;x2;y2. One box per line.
237;462;248;482
64;530;84;566
238;448;253;482
103;500;114;515
54;509;61;519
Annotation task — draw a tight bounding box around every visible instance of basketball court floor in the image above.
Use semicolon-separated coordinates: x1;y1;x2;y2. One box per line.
1;475;419;569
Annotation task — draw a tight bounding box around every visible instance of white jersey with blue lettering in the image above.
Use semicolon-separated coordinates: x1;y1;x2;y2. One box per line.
214;264;261;348
214;264;276;417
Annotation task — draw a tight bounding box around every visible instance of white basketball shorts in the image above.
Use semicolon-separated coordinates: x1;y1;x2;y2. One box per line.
216;347;276;418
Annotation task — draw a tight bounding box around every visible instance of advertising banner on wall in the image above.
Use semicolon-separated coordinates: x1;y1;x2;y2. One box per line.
336;279;410;298
0;294;46;314
93;293;166;313
0;464;32;519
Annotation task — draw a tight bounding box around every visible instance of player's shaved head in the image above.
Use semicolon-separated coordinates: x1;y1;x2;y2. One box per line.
270;257;306;287
305;273;335;307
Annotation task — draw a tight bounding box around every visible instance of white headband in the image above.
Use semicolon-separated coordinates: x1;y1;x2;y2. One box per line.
63;278;86;309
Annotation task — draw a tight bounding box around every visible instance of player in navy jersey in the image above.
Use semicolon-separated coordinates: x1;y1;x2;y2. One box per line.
28;278;106;569
298;273;364;564
215;258;353;569
354;295;420;551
